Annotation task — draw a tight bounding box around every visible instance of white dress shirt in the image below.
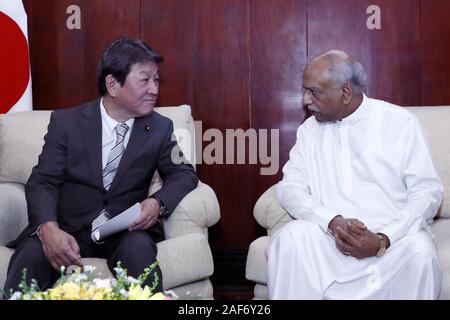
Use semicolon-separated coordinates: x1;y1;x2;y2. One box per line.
277;94;443;245
99;98;135;170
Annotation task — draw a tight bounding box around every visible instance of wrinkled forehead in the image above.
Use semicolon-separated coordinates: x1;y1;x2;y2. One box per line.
129;61;159;75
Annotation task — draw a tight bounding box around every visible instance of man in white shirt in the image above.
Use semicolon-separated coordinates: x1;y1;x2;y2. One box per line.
267;50;443;299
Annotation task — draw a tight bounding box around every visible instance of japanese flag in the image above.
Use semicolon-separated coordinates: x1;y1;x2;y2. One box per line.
0;0;32;113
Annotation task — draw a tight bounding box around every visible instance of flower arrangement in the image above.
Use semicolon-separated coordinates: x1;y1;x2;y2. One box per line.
8;261;177;300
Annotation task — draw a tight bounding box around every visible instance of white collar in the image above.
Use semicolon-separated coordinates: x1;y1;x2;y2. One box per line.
340;93;370;124
99;98;135;134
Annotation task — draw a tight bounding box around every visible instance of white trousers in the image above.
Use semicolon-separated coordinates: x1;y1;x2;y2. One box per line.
267;220;441;300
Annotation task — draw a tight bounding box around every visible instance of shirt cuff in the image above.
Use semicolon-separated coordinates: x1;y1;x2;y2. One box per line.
314;206;340;234
377;222;408;246
31;223;45;238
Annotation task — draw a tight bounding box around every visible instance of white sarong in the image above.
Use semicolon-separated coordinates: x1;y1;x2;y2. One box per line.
267;220;441;299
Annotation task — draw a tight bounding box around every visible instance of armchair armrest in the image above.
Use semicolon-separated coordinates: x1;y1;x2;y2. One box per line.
254;184;293;235
164;181;220;239
0;183;28;246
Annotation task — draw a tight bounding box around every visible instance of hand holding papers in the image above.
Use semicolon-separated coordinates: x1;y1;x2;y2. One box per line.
91;203;141;243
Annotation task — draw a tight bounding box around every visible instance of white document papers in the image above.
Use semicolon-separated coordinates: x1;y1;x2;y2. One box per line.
91;203;141;242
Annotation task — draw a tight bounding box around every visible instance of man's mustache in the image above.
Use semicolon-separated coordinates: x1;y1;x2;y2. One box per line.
307;105;320;113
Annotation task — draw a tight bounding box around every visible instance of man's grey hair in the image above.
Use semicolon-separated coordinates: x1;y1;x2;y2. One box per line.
312;50;367;92
328;59;367;92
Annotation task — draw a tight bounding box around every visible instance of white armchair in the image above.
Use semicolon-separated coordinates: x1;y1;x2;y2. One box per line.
0;105;220;299
245;106;450;300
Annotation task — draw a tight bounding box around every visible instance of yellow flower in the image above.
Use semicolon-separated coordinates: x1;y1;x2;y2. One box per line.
149;292;168;300
128;284;153;300
86;286;113;300
48;282;83;300
46;282;112;300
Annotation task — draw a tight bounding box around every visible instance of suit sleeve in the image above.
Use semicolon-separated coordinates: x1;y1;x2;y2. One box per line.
150;120;199;217
25;111;67;229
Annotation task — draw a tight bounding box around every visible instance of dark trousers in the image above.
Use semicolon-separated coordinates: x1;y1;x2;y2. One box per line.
3;229;162;298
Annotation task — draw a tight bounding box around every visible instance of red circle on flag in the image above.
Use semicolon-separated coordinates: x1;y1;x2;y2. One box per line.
0;11;30;113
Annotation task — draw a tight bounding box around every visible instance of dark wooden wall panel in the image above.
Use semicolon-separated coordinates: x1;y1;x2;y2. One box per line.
365;0;422;106
250;0;307;196
140;0;195;107
193;0;253;249
307;0;367;63
421;0;450;105
23;0;140;109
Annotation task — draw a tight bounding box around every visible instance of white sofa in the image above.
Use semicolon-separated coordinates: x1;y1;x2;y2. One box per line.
245;106;450;300
0;105;220;299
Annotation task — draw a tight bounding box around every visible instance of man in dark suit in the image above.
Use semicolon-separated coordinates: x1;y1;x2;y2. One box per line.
3;37;198;296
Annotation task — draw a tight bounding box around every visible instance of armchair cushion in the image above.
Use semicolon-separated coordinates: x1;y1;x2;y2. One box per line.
245;236;269;284
406;107;450;218
253;185;293;235
0;111;50;184
432;218;450;300
164;181;220;239
0;183;27;246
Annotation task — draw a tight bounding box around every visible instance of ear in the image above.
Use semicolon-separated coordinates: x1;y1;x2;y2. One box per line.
342;83;353;105
105;75;120;97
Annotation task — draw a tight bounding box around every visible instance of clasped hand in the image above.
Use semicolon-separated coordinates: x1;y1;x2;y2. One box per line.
328;216;380;259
